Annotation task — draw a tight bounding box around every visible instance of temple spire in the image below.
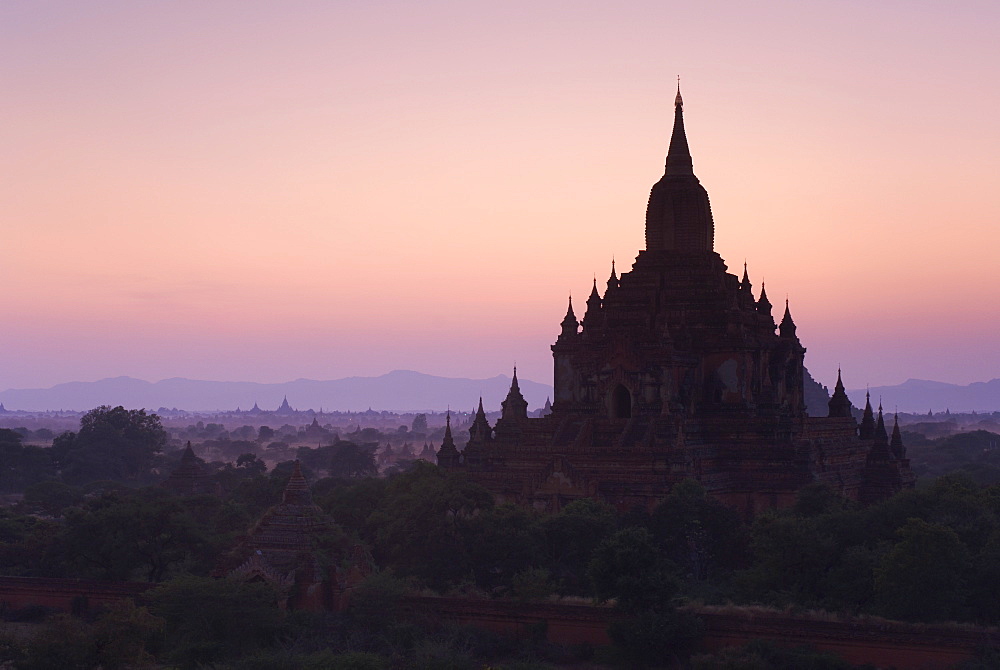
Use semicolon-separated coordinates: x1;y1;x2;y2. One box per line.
778;299;797;338
584;277;603;330
874;403;889;446
436;410;461;468
606;259;619;293
828;368;853;418
859;391;875;439
666;80;693;176
469;396;493;445
501;366;528;421
645;84;714;252
560;295;578;338
890;413;905;459
282;460;312;505
740;262;754;304
757;282;773;318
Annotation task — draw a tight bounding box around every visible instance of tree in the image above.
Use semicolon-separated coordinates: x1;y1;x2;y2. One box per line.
258;425;275;442
236;452;267;476
463;503;544;593
740;511;838;608
148;575;285;669
411;414;428;433
588;526;679;612
329;441;378;479
0;428;55;493
541;497;617;595
873;518;971;621
589;526;703;667
14;600;163;670
0;508;60;577
50;488;212;582
51;406;167;484
369;461;493;589
314;476;388;540
649;479;748;580
22;480;84;516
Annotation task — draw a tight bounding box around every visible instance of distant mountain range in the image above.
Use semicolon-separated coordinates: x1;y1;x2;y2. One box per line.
4;372;998;415
0;370;554;413
847;379;1000;414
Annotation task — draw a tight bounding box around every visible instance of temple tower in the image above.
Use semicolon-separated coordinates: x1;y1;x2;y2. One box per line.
645;84;715;252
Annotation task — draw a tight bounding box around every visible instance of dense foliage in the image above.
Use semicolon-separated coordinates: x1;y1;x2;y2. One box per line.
6;413;1000;666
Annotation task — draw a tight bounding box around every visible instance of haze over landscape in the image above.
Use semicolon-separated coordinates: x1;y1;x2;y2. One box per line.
8;7;1000;667
3;1;999;400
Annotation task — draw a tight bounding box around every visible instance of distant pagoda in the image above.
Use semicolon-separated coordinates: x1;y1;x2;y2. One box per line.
161;442;218;496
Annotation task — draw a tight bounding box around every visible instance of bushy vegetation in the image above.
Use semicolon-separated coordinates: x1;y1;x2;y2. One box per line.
6;408;1000;666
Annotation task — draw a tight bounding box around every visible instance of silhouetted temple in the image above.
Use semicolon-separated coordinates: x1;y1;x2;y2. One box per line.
223;461;338;610
439;88;914;514
161;442;218;496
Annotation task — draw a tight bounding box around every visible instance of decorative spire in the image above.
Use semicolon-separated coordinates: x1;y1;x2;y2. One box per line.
859;391;875;439
645;84;714;252
469;397;493;444
502;366;529;421
606;259;619;293
757;282;773;317
778;299;797;338
666;80;693;176
583;277;603;329
828;368;853;418
890;413;905;459
560;295;579;338
282;460;312;505
874;403;889;446
436;410;461;468
739;262;754;304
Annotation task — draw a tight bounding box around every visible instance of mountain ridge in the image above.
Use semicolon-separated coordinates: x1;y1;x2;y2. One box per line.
5;373;999;414
847;378;1000;413
0;370;554;413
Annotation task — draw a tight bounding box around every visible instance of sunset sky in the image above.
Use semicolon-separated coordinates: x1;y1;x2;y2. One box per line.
3;1;999;398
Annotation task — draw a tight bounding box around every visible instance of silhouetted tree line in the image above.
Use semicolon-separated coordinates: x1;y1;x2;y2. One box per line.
6;407;1000;666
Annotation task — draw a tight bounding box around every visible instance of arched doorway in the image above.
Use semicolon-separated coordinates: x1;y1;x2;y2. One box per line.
611;384;632;419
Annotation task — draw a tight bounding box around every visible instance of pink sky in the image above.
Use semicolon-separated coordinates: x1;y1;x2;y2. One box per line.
3;1;1000;394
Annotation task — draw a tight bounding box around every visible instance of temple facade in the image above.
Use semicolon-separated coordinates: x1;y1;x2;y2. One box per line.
439;88;915;515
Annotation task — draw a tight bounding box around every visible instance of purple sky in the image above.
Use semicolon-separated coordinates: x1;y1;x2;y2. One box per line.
3;1;1000;393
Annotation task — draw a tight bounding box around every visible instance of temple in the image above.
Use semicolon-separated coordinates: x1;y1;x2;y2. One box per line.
220;461;343;610
439;87;915;515
161;442;219;496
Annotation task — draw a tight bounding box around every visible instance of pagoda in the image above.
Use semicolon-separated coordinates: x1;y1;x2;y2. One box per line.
161;442;218;496
439;87;915;515
225;462;339;610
